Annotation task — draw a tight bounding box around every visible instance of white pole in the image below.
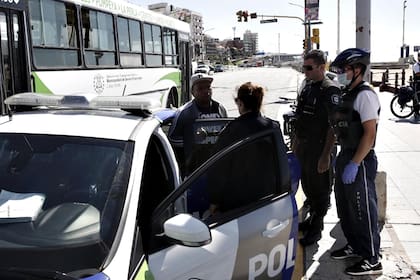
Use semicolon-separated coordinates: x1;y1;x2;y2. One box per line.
402;0;407;47
278;33;281;53
337;0;340;54
355;0;370;50
356;0;371;81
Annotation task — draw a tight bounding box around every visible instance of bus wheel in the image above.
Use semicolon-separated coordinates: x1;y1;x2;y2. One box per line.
166;89;178;108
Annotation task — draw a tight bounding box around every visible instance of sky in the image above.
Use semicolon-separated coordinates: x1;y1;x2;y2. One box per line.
132;0;420;62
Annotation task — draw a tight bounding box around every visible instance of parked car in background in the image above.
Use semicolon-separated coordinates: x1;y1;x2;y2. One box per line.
214;64;224;72
195;64;214;75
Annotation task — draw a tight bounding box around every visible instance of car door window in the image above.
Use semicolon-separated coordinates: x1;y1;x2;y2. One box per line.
149;128;291;253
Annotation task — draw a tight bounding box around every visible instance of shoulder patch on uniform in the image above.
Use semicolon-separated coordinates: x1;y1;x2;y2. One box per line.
331;94;340;105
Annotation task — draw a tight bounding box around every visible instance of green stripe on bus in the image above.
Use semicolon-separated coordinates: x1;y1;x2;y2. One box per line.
134;260;155;280
159;71;181;87
32;73;53;94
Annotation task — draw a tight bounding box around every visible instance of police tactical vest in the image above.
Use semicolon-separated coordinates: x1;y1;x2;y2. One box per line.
332;82;378;149
295;77;338;141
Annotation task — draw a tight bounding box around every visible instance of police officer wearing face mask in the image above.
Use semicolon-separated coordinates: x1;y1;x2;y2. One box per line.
293;50;340;246
329;48;382;276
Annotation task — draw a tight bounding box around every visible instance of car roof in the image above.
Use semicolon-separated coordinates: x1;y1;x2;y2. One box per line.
0;109;156;140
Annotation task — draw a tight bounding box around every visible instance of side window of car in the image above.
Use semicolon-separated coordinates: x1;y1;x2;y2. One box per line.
129;135;176;275
148;129;291;253
203;132;283;217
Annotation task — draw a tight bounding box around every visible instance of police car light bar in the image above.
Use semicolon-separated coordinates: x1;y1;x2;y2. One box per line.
4;92;161;111
91;95;160;110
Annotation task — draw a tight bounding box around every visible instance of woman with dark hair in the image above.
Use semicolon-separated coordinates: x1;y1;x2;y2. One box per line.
213;82;277;148
209;82;287;214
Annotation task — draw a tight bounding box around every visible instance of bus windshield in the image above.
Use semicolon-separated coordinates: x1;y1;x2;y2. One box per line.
0;133;134;274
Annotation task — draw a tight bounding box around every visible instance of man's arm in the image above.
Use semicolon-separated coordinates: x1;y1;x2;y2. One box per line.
351;119;376;164
318;126;336;173
318;84;340;173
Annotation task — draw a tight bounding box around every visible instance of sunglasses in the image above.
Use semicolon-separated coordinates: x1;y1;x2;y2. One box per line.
302;65;316;71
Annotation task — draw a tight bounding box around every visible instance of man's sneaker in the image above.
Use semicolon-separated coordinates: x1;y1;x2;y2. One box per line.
345;259;383;276
330;244;360;260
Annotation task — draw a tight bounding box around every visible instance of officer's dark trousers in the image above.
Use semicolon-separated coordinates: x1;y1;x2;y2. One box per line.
296;140;332;232
335;149;381;262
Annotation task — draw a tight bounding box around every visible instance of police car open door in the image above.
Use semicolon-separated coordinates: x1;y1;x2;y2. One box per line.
147;128;298;280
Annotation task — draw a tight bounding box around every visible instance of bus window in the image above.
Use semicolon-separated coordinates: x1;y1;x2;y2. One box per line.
117;17;142;67
29;0;80;68
82;8;116;67
163;28;178;66
144;23;162;67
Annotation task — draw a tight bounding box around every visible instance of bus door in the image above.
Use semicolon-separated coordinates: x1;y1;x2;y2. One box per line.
178;32;191;105
0;5;29;115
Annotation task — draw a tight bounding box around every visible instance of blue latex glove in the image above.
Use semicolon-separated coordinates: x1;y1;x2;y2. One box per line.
342;161;359;184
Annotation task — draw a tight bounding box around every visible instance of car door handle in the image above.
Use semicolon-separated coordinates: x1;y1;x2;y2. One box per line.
262;219;290;238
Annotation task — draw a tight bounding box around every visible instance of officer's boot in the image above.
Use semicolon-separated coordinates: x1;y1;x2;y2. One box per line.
299;214;323;246
298;200;312;232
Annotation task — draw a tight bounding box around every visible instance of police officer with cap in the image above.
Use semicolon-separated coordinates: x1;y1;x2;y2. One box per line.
329;48;382;276
169;73;227;177
293;49;340;246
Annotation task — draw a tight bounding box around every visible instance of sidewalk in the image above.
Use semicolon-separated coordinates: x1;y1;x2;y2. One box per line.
283;89;420;279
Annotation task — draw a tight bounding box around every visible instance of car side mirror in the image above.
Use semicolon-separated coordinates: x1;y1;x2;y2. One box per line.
163;213;211;247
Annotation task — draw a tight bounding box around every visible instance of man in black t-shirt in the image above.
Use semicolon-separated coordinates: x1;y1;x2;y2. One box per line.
169;73;227;177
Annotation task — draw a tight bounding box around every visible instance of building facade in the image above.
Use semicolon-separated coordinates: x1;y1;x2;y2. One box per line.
148;2;203;60
243;30;258;56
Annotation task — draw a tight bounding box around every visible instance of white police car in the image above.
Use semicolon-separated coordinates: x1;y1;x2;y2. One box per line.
0;93;298;280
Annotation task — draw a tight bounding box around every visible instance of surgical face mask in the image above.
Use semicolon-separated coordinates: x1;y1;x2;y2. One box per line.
337;73;352;87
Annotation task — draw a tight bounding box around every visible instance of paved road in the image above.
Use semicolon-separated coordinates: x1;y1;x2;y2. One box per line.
211;66;301;118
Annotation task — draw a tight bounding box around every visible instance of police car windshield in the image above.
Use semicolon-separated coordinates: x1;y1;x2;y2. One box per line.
0;133;134;273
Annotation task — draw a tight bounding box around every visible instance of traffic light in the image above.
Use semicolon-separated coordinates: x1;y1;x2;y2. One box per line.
242;10;249;22
311;28;320;44
302;39;307;50
236;10;242;22
250;12;257;19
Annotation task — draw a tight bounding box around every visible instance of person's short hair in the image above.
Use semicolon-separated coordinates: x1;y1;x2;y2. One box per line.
190;73;213;90
304;49;326;65
236;82;264;112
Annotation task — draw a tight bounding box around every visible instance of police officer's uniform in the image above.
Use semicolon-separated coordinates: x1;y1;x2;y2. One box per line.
332;81;381;263
294;76;340;241
169;100;227;176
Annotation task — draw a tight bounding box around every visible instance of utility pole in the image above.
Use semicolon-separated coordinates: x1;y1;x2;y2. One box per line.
232;26;236;39
402;0;407;47
355;0;370;51
337;0;340;54
355;0;371;80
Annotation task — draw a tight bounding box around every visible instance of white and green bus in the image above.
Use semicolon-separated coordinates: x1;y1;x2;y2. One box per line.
0;0;193;115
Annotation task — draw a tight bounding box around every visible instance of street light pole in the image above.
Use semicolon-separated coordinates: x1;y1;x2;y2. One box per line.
402;0;407;47
201;28;215;61
288;2;311;52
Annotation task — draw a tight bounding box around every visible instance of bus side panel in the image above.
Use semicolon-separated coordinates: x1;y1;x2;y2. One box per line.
32;68;181;106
